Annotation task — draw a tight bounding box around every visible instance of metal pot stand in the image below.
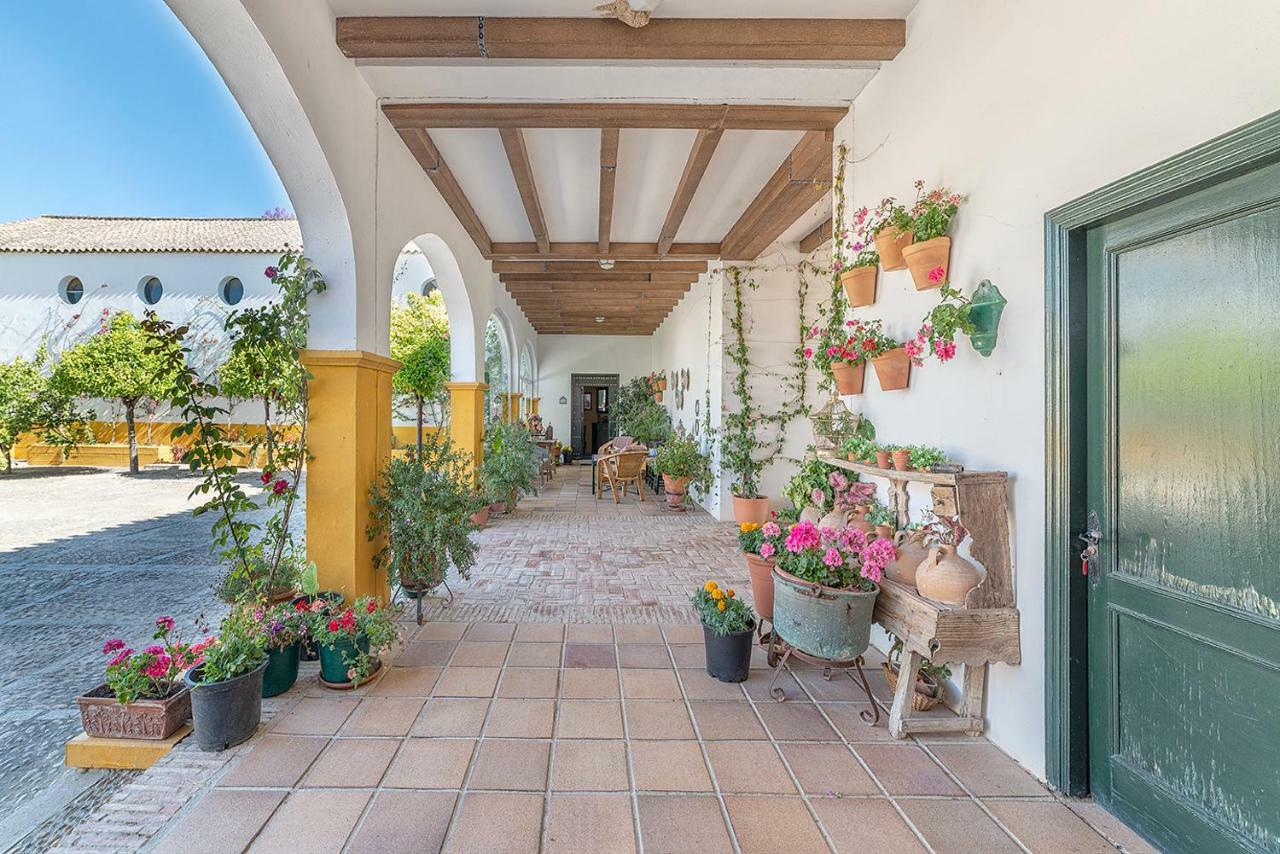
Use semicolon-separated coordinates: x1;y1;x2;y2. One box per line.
765;633;882;728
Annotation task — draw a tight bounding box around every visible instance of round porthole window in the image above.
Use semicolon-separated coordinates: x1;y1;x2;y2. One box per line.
219;276;244;306
60;276;84;305
139;276;163;305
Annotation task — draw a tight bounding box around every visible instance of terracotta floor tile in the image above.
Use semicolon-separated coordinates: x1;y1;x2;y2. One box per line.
706;742;797;794
153;789;285;854
624;699;694;740
617;644;672;668
301;737;398;788
218;735;327;788
486;698;557;738
929;743;1048;797
755;701;839;742
469;739;551;791
669;644;706;668
415;622;467;641
557;700;624;739
545;793;637;853
447;792;544;854
565;623;615;644
820;703;897;742
340;696;425;737
411;697;490;737
564;643;617;669
497;667;560;699
689;701;768;740
899;798;1019;853
396;640;459;667
466;622;517;641
368;665;441;697
983;800;1116;854
855;744;964;796
515;623;565;642
724;795;828;854
347;790;457;854
679;669;748;701
812;798;926;853
662;624;704;644
382;738;476;789
791;667;873;702
560;668;620;699
1065;800;1162;854
743;668;799;700
507;642;564;667
249;789;370;852
636;795;733;854
621;668;682;699
434;666;501;697
269;697;360;736
614;624;664;644
862;667;895;701
451;640;511;666
630;741;712;792
780;742;878;796
551;739;630;791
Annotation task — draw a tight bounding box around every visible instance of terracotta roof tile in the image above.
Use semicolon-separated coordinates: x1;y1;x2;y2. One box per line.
0;216;303;254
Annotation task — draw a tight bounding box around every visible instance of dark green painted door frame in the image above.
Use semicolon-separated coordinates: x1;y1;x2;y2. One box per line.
1044;110;1280;796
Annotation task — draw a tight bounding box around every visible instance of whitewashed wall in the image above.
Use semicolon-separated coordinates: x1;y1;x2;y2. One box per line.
536;335;653;446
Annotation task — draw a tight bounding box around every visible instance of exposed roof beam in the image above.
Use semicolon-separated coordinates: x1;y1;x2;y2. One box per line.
489;242;719;261
720;130;833;260
598;128;619;254
383;103;847;132
658;129;722;257
492;260;707;274
338;17;905;63
500;271;697;283
799;217;834;253
498;128;550;254
397;128;491;255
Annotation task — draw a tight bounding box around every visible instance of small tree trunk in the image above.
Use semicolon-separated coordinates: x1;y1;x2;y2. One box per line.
125;401;139;475
3;446;11;474
416;395;425;457
263;397;274;469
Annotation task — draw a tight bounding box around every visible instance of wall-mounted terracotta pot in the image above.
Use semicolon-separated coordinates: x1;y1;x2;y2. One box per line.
732;495;770;525
901;236;951;291
840;266;877;307
885;529;930;588
916;544;984;605
830;360;865;396
872;348;911;391
874;226;914;271
875;450;892;469
891;449;911;471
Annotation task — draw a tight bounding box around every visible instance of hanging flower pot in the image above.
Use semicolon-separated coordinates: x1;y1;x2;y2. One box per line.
874;226;914;271
830;360;865;396
871;347;912;391
840;266;877;307
902;236;951;291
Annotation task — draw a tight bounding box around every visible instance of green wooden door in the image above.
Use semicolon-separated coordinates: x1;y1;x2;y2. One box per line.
1085;160;1280;853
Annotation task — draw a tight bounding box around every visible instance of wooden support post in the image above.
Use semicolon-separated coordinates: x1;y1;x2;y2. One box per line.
888;649;921;739
960;663;987;736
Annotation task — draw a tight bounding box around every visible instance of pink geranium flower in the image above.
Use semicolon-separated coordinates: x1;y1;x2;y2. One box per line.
928;266;946;284
761;521;780;538
155;616;175;632
102;639;125;654
822;547;844;567
264;266;278;279
759;542;775;559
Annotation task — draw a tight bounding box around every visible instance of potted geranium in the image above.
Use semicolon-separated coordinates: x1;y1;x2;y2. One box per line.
693;580;756;683
738;519;785;628
838;204;886;308
870;196;914;271
482;421;538;512
771;522;896;660
78;617;209;741
249;602;307;698
310;597;400;688
652;429;712;508
184;607;269;751
901;182;963;290
855;320;919;392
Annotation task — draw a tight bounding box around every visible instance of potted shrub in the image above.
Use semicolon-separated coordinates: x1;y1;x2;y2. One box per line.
901;182;963;291
184;608;269;751
628;404;674;448
884;636;950;711
909;444;948;472
310;597;400;688
771;521;896;660
482;421;538;512
866;502;896;540
693;580;756;683
842;435;877;465
652;430;712;508
78;617;208;741
291;563;343;662
915;514;984;605
737;518;785;628
369;432;482;599
870;197;914;271
250;602;307;698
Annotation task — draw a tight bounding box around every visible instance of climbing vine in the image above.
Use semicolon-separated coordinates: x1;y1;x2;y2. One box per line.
800;141;852;393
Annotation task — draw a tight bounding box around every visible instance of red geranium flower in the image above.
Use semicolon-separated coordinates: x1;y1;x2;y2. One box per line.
327;619;340;632
272;479;288;495
365;599;377;614
261;471;273;485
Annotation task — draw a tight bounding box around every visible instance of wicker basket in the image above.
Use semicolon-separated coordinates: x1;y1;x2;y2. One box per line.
882;661;943;711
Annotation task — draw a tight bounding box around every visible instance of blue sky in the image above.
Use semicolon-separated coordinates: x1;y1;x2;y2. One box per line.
0;0;290;223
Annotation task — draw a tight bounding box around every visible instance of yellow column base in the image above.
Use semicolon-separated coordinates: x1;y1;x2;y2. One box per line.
65;726;192;770
447;381;487;480
302;350;399;603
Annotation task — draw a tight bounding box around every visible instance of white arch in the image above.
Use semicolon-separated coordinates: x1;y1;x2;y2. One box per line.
487;308;518;396
408;235;478;383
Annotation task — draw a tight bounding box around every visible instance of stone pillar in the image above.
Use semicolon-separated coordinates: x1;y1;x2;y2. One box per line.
447;381;488;477
500;392;523;423
301;350;399;602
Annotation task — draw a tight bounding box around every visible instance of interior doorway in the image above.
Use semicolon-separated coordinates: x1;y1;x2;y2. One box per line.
570;373;619;458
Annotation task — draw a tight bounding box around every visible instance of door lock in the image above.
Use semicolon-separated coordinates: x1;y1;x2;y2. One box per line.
1078;510;1101;587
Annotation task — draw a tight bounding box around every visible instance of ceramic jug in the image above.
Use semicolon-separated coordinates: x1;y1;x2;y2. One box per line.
915;544;984;605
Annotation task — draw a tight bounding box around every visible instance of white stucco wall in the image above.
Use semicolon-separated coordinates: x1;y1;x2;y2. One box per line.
536;335;654;447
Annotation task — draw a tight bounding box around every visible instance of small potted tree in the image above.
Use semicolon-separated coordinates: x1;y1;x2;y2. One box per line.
482;421;538;512
901;182;963;291
693;580;756;683
310;597;401;689
184;608;269;751
652;430;712;509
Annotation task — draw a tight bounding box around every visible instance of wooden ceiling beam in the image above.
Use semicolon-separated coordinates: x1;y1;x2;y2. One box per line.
658;129;722;257
720;131;834;261
492;260;707;274
339;17;905;62
397;128;492;255
500;271;697;283
383;103;847;132
498;128;550;254
488;242;719;261
598;128;619;254
799;217;834;253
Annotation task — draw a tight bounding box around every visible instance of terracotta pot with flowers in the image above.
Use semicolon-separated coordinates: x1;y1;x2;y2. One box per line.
866;502;896;541
653;430;713;510
79;616;210;741
737;518;786;626
838;203;889;307
853;320;919;392
804;319;880;396
310;597;401;688
694;580;756;683
870;197;914;271
901;182;963;291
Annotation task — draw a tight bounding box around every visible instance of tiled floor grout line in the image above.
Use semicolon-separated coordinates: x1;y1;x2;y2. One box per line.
537;627;569;853
912;740;1037;854
662;627;745;854
427;626;485;854
614;630;647;854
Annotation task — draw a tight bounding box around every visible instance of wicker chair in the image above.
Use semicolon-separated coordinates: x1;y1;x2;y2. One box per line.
597;450;649;503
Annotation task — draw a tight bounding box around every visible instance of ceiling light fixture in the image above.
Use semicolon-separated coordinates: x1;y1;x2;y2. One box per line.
598;259;615;270
595;316;605;323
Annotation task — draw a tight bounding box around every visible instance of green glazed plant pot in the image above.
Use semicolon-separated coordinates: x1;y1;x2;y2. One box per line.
318;635;370;684
771;567;879;661
262;642;301;698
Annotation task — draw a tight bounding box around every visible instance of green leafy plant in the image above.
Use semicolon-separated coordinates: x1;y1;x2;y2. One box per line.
390;291;451;453
866;502;896;528
626;403;673;446
0;344;90;472
482;421;538;506
910;286;975;365
613;376;669;443
782;453;841;510
652;430;713;499
737;519;785;559
100;616;213;704
247;601;308;651
889;636;952;682
909;181;963;243
841;435;878;463
773;521;893;591
368;431;483;592
692;580;754;635
197;607;268;684
870;197;913;237
308;596;401;684
908;445;948;470
721;269;767;498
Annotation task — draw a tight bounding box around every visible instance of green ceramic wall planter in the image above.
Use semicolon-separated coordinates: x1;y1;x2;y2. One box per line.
967;279;1007;357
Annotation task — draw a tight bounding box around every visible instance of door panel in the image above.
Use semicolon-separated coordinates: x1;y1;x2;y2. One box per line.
1087;161;1280;854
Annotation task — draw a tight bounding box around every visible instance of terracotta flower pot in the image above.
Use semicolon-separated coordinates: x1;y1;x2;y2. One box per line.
744;552;776;622
891;449;911;471
885;530;930;588
874;524;894;541
76;685;191;741
490;500;507;514
874;226;914;271
916;544;985;605
875;450;892;469
830;360;865;396
732;495;770;525
901;236;951;291
657;377;668;390
872;347;911;391
470;505;490;529
663;474;692;508
840;266;877;307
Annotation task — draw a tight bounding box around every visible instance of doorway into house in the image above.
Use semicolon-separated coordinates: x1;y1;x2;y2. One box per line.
1050;120;1280;854
570;373;618;458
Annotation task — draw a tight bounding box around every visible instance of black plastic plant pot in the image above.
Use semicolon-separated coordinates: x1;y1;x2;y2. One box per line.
185;659;268;752
702;621;756;683
261;643;301;698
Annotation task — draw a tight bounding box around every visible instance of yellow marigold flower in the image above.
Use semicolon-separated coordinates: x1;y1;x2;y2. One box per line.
704;581;717;592
726;588;735;598
711;589;724;600
717;600;726;611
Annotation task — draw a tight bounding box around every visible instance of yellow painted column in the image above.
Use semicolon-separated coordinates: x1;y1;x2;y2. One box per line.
447;381;488;478
301;350;399;603
500;392;523;423
528;397;540;416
